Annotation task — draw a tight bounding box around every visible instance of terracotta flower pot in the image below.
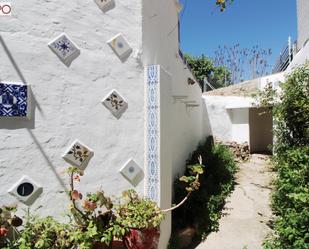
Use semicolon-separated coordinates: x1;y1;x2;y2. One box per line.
92;240;126;249
124;228;160;249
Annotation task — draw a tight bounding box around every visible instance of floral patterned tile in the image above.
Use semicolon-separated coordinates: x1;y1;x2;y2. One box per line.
62;140;94;170
119;159;143;186
94;0;115;12
0;82;29;118
48;33;80;66
107;33;132;61
8;176;43;206
101;89;128;119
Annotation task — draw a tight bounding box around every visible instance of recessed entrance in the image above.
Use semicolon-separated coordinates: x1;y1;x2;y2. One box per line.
249;108;273;154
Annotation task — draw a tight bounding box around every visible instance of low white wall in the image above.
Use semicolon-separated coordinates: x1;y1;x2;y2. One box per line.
203;96;255;144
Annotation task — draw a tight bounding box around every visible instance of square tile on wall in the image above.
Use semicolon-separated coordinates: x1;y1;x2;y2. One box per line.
0;82;30;118
48;33;80;66
8;176;43;206
119;159;143;186
107;34;132;61
101;89;128;119
94;0;115;12
62;140;94;170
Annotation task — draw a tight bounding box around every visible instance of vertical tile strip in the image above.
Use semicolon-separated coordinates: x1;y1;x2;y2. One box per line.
146;65;160;203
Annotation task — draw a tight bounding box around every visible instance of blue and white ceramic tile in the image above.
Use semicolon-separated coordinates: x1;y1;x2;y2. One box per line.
119;159;143;186
48;33;80;66
146;65;160;203
94;0;115;12
0;82;29;118
8;176;43;206
107;34;132;61
102;90;128;119
62;140;94;170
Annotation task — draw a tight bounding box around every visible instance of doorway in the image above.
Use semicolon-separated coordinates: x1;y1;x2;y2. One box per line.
249;108;273;154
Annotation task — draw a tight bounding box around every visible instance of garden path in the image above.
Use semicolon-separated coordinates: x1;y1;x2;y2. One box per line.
195;154;274;249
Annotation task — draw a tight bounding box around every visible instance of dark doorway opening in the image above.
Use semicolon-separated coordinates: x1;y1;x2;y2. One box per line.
249;108;273;154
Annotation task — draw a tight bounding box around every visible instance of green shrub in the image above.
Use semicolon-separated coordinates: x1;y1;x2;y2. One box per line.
169;136;237;246
264;147;309;249
260;63;309;249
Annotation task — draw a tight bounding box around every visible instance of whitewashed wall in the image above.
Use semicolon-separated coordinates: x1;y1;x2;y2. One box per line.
0;0;144;218
0;0;207;248
142;1;206;247
202;96;255;144
297;0;309;49
142;0;205;179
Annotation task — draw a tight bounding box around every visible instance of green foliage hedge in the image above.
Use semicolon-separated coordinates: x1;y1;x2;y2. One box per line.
262;63;309;249
169;136;237;247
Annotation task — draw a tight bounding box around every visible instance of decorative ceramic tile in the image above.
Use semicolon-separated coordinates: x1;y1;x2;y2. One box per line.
8;176;43;206
0;82;29;118
102;90;128;119
107;34;132;61
48;33;80;66
119;159;143;186
62;140;94;170
145;65;160;203
94;0;115;12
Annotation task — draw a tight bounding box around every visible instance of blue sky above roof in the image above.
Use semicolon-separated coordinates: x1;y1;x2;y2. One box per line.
179;0;297;68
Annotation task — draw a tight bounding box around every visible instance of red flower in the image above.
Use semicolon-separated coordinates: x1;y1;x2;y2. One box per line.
71;190;80;200
0;227;8;237
82;200;97;211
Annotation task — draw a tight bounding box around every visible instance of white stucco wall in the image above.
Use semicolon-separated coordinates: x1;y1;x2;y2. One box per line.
297;0;309;49
142;1;206;247
142;0;205;180
287;41;309;73
202;96;255;144
0;0;144;218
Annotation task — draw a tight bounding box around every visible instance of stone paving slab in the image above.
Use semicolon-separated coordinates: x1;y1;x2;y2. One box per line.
195;154;274;249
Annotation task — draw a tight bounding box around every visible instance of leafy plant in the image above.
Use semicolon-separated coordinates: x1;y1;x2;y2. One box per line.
215;0;234;12
0;156;205;249
169;136;237;248
255;63;309;249
185;54;232;90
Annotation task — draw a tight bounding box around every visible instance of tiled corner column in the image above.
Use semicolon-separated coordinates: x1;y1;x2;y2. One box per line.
145;65;172;249
145;65;161;203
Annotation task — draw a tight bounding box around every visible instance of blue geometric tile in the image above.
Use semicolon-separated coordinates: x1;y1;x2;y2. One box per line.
48;33;80;66
0;82;28;117
146;65;160;203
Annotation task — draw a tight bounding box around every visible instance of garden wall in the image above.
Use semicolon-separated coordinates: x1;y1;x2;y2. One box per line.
0;0;144;218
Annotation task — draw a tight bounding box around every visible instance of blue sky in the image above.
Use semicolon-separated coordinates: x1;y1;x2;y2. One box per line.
179;0;297;68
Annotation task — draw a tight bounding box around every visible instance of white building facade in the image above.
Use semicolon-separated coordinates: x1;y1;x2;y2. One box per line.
0;0;206;248
297;0;309;49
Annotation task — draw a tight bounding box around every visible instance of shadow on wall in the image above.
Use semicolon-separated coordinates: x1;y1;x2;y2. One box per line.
0;35;67;191
26;129;68;192
0;35;44;129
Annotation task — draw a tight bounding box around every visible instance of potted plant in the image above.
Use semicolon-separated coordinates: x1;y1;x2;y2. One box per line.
115;157;205;249
0;157;204;249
